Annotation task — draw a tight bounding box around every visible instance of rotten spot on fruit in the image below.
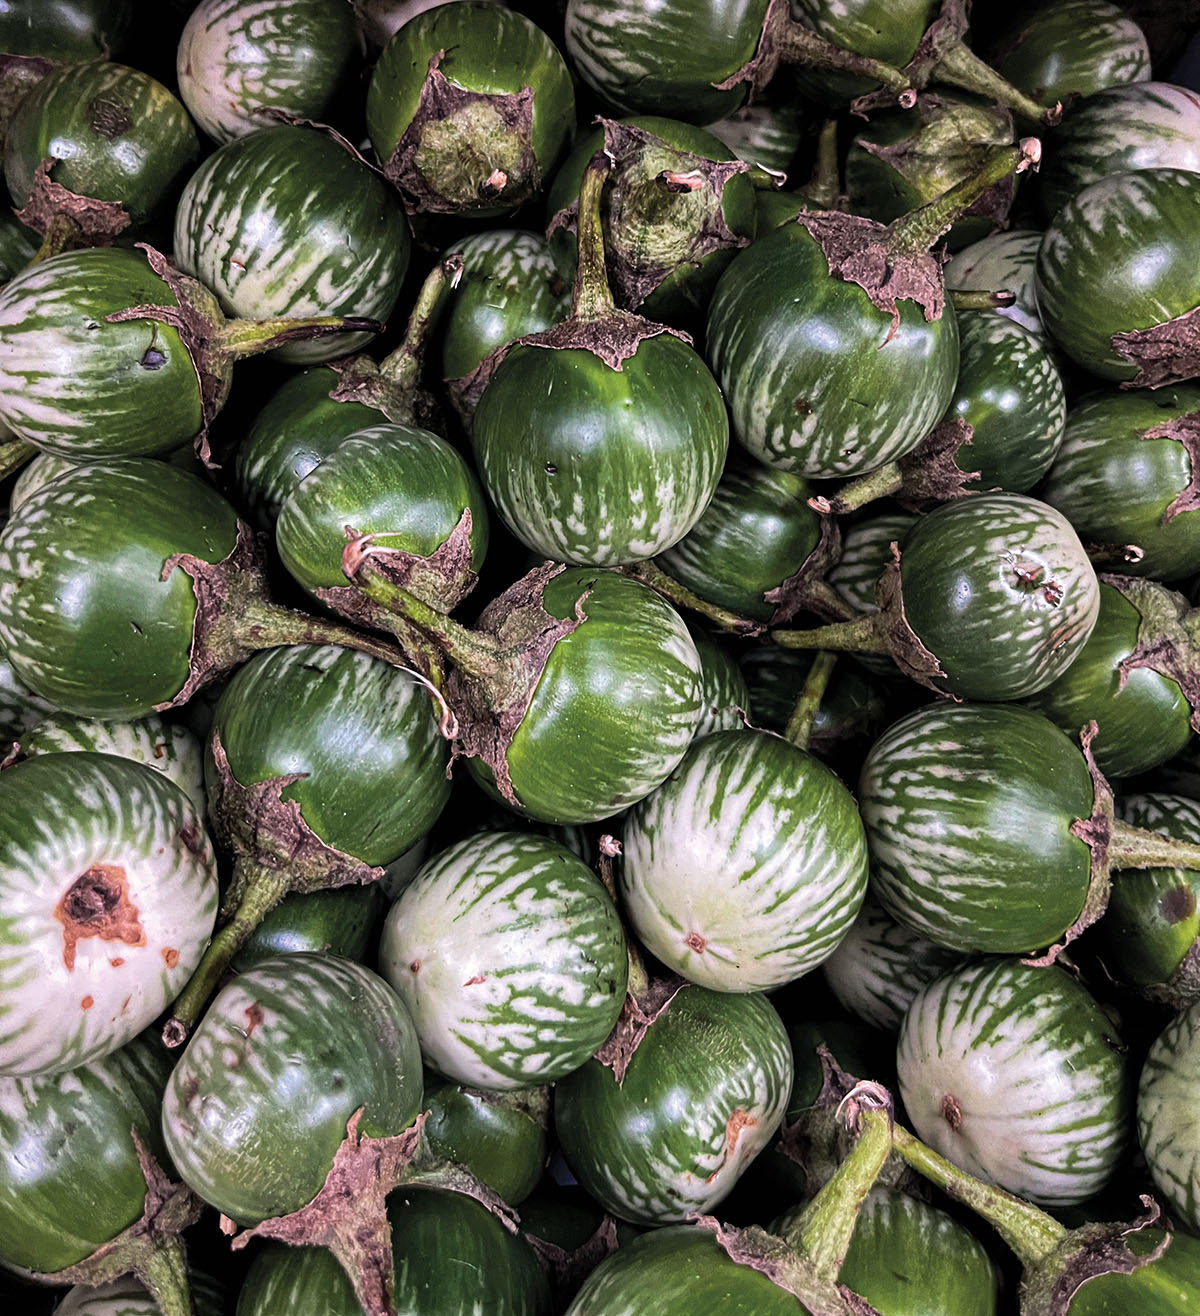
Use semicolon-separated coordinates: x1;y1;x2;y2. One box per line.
794;398;810;414
463;974;486;986
707;1108;753;1181
162;946;179;968
88;95;132;140
940;1093;963;1131
1161;885;1196;925
110;957;124;967
244;1003;265;1036
684;932;707;953
80;995;93;1010
55;865;146;971
409;960;421;974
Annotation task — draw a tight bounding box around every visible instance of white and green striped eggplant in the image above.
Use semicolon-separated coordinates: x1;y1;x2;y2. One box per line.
554;984;793;1225
1040;80;1200;218
897;958;1130;1207
18;712;205;814
176;0;363;144
858;702;1096;954
0;651;55;741
0;753;217;1077
944;228;1044;337
161;952;424;1226
991;0;1150;107
173;125;410;365
1137;998;1200;1233
820;895;964;1034
8;451;78;513
0;249;204;459
619;728;868;993
378;830;628;1090
689;625;750;739
0;1031;172;1275
1035;168;1200;383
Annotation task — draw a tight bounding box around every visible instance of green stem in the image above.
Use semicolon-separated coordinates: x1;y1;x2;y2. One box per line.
891;1123;1066;1269
621;560;765;636
887;139;1040;257
773;611;889;655
378;253;465;400
163;860;293;1047
345;547;503;681
815;462;903;516
1109;819;1200;873
0;434;35;481
572;151;617;323
949;287;1017;311
933;38;1060;126
784;651;837;750
235;594;413;671
31;211;76;263
800;118;842;210
778;1098;893;1274
214;312;385;361
137;1236;195;1316
774;17;912;95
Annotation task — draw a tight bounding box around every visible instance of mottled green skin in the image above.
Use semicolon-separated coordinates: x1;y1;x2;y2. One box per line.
790;0;936;102
835;1189;1000;1316
991;0;1151;108
379;830;628;1090
235;1189;552;1316
899;958;1129;1207
275;422;490;605
0;0;133;59
1069;1228;1200;1314
1095;794;1200;993
562;1223;800;1314
1040;81;1200;219
209;643;451;866
706;222;960;479
234;367;387;532
232;883;388;973
543;116;758;321
0;1034;171;1273
422;1076;547;1204
1038;385;1200;581
689;624;751;738
177;0;362;145
1023;582;1192;779
0;460;239;718
947;311;1066;493
553;985;792;1225
472;331;729;566
657;458;818;622
845;98;1015;251
440;229;568;384
366;2;575;214
174;125;410;365
1034;169;1200;382
4;59;199;226
897;493;1099;701
0;248;204;458
162;953;424;1225
468;569;703;824
1139;1002;1200;1235
563;0;770;124
859;702;1096;953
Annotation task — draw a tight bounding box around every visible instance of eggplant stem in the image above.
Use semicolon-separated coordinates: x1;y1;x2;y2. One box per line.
620;560;765;636
572;152;617;323
784;651;837;751
1109;819;1200;874
773;610;888;655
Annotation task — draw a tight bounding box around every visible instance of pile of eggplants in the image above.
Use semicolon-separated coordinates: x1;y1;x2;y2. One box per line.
5;0;1200;1313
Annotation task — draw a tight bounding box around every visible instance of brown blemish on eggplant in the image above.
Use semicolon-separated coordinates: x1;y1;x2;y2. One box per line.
707;1108;753;1182
55;865;146;972
684;932;707;953
244;1003;265;1035
162;947;179;968
940;1093;963;1131
80;996;93;1010
1161;885;1196;925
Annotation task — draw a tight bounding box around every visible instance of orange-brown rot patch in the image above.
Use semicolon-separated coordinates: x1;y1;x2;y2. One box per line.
54;865;146;972
80;996;94;1010
109;958;125;968
684;932;707;954
940;1093;964;1131
244;1003;265;1036
707;1108;754;1182
463;974;486;986
409;960;421;974
161;947;179;969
